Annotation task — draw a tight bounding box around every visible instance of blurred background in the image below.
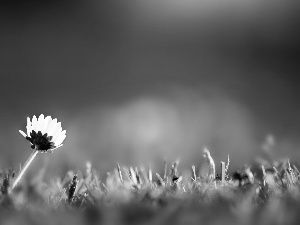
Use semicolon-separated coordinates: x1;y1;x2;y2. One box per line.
0;0;300;177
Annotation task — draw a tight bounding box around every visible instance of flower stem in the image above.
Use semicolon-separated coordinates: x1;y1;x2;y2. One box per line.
12;149;38;190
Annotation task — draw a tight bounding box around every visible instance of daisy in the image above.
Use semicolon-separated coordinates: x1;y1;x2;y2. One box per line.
12;114;66;190
19;114;66;152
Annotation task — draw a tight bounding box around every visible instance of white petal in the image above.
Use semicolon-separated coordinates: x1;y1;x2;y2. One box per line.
31;115;38;131
26;117;32;136
19;130;27;138
51;122;62;138
37;114;44;132
52;131;62;143
42;116;51;134
54;134;66;147
47;118;58;137
53;130;66;146
51;144;63;151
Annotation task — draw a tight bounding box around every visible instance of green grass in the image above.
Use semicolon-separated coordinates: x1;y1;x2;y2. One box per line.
1;153;300;225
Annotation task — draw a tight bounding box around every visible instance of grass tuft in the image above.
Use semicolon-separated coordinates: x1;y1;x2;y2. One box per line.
1;151;300;224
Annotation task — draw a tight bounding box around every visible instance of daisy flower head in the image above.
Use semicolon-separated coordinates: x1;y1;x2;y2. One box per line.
19;114;66;152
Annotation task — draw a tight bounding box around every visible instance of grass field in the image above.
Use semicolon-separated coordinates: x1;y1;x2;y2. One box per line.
1;148;300;225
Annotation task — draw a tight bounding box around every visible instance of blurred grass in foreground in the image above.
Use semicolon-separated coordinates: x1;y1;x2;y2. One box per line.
1;148;300;225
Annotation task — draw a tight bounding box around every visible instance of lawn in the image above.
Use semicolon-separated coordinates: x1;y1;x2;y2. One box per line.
1;147;300;225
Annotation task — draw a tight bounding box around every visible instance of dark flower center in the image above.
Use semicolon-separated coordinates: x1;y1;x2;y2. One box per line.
26;130;55;152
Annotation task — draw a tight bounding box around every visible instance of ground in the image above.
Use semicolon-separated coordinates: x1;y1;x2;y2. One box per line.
1;152;300;225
